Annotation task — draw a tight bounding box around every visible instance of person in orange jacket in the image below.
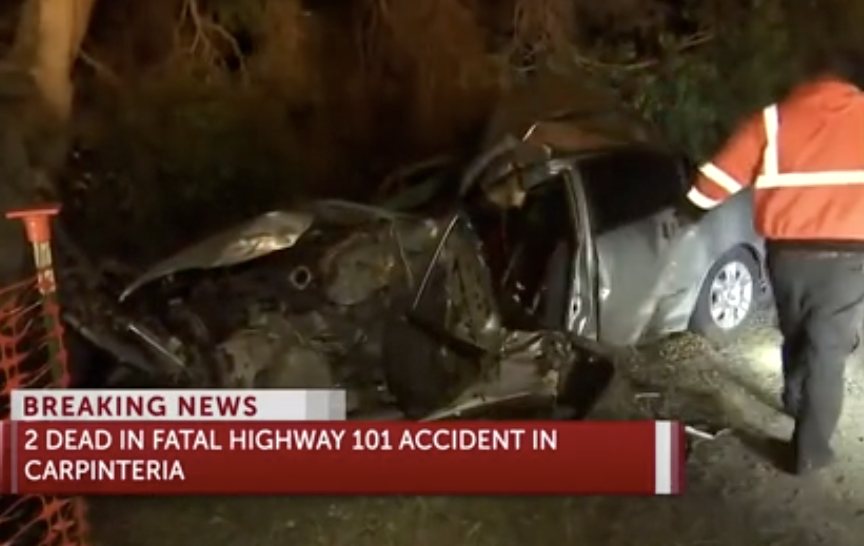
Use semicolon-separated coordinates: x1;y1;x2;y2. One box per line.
684;50;864;474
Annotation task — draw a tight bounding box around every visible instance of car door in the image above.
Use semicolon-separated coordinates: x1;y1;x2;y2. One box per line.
575;148;691;346
553;163;600;339
500;161;598;338
456;161;598;338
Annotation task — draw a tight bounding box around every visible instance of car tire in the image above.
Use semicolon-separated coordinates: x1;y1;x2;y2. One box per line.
689;246;760;343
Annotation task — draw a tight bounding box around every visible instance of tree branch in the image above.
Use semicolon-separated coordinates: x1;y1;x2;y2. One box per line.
571;32;714;71
78;48;122;87
181;0;246;73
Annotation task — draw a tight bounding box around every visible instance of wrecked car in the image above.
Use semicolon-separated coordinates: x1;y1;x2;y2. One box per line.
383;106;767;346
58;78;765;420
460;120;768;346
59;193;608;420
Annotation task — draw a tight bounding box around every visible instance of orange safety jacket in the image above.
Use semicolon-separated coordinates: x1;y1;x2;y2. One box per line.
686;77;864;242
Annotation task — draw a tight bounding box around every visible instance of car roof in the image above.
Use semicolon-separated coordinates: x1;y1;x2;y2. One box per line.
482;70;669;152
560;143;685;164
381;73;686;208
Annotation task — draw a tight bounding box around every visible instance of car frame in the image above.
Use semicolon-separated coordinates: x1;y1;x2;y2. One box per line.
60;197;612;421
464;143;767;348
57;79;767;420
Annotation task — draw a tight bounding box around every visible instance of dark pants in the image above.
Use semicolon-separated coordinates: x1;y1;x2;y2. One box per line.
767;245;864;469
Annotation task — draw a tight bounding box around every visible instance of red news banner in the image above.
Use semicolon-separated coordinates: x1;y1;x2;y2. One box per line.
1;390;686;495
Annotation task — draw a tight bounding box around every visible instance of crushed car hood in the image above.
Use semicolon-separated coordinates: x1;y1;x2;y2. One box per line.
120;210;314;300
119;201;424;301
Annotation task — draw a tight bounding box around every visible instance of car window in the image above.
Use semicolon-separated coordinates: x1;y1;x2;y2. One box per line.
578;149;687;233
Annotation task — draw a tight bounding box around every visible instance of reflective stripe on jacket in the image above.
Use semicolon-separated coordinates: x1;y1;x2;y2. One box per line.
686;77;864;242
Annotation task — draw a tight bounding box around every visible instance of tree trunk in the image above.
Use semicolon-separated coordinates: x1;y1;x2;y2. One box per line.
12;0;98;123
0;0;96;283
5;0;98;188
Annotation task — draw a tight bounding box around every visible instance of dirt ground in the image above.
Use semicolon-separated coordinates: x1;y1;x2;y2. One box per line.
87;308;864;546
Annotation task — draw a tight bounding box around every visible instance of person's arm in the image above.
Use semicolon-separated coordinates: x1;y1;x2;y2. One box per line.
682;111;767;219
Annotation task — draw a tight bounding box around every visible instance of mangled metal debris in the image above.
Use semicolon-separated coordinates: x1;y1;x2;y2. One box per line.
58;80;650;420
685;424;731;442
59;187;606;420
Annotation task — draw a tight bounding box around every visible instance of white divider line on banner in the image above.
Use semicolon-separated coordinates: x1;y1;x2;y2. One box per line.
0;421;4;493
10;422;17;494
654;420;674;495
10;389;348;421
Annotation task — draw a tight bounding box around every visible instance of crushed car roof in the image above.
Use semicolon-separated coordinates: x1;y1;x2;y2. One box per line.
482;70;668;152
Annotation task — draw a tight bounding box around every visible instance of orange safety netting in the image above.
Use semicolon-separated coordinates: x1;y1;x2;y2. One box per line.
1;215;90;546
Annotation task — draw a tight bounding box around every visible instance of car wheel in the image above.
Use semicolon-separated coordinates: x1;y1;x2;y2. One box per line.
689;246;760;343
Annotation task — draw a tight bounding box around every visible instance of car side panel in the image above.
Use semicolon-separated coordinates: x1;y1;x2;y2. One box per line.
594;190;763;346
688;189;764;266
649;191;765;342
636;219;722;341
650;189;764;332
594;214;672;346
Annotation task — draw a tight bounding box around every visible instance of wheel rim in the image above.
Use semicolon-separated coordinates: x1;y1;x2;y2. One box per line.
708;260;754;330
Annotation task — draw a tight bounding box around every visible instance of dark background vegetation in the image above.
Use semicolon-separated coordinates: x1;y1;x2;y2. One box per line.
1;0;862;261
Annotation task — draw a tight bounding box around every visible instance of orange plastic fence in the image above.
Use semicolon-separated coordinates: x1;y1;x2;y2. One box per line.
0;207;90;546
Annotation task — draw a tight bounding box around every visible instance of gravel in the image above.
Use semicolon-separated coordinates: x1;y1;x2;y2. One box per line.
89;310;864;546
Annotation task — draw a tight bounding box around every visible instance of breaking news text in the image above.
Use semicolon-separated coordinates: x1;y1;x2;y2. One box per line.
2;390;685;495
